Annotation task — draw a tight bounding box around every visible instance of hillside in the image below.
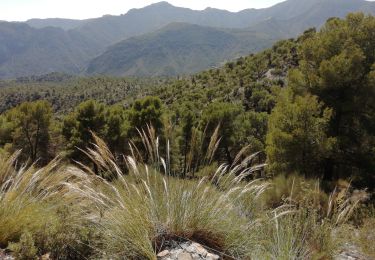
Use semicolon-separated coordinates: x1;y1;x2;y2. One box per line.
0;22;100;78
0;75;164;114
86;0;375;77
0;0;375;78
87;23;278;76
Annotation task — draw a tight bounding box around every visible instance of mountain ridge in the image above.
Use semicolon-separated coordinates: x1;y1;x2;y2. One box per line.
86;22;277;76
0;0;374;78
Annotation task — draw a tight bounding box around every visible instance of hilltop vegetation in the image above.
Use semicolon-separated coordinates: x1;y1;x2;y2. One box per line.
0;13;374;259
0;75;165;113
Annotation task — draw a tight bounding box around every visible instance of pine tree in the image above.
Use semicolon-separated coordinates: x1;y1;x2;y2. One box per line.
266;90;334;177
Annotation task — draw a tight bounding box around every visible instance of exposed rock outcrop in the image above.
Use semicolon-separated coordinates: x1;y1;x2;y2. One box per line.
157;241;220;260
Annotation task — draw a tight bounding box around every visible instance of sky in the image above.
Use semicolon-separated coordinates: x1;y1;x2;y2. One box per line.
0;0;286;21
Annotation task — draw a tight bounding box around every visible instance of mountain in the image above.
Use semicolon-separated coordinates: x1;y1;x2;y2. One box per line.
21;0;375;50
1;0;375;78
254;0;375;34
69;2;260;53
26;18;85;30
86;0;375;77
0;22;99;78
86;23;278;76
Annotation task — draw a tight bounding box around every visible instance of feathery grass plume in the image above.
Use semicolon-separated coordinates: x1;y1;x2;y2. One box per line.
0;151;93;258
72;131;368;259
262;207;328;259
255;176;369;259
125;124;222;178
0;152;58;246
174;124;222;177
255;181;335;259
327;183;369;225
70;133;274;259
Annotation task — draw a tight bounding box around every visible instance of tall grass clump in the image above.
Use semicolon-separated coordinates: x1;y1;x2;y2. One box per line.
1;127;370;259
68;133;272;259
0;151;94;258
67;130;370;259
256;174;370;259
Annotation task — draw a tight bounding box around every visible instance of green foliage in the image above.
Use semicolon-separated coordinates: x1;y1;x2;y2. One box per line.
174;102;199;176
0;76;153;114
0;14;374;188
296;13;375;182
129;96;164;134
0;115;13;146
8;232;38;260
62;100;107;160
103;105;128;155
237;111;269;153
201;102;243;164
266;90;334;177
87;23;276;77
4;101;53;163
261;174;328;209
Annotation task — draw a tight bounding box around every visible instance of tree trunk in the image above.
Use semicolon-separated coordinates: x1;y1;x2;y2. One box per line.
225;146;233;166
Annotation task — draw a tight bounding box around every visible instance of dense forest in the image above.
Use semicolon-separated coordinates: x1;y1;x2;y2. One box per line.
0;13;374;259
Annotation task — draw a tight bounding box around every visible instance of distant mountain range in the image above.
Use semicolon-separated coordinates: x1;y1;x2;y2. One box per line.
86;23;277;76
0;0;374;78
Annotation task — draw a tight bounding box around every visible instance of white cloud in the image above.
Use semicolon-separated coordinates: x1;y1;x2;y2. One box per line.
0;0;285;21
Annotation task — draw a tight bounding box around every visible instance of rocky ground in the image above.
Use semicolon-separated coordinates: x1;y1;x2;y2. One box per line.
334;243;373;260
2;241;373;260
157;241;221;260
0;250;13;260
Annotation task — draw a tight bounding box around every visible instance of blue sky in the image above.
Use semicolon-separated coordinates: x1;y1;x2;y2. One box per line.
0;0;286;21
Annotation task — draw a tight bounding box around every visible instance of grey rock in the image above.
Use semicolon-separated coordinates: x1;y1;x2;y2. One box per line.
157;241;220;260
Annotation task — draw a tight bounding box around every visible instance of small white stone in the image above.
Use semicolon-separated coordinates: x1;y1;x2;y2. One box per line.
157;250;170;257
206;253;220;260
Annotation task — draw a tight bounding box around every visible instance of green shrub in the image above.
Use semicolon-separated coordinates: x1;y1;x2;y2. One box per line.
8;232;38;260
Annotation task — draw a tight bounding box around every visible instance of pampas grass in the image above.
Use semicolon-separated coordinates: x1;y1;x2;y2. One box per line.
68;133;272;259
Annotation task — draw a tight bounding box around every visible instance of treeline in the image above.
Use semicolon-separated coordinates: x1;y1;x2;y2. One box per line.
0;76;167;114
0;13;374;188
